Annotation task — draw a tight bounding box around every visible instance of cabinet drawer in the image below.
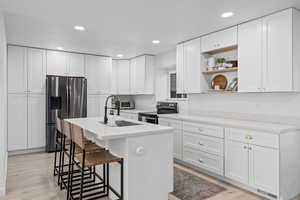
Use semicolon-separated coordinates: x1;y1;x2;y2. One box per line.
183;147;224;176
183;132;224;156
159;118;182;130
183;122;224;138
227;128;279;149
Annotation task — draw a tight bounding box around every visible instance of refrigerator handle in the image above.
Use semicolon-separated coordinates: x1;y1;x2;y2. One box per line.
67;80;70;118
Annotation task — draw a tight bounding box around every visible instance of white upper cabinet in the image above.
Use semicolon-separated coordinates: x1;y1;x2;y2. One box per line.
27;94;45;149
46;51;68;76
86;55;112;94
201;26;237;53
7;46;27;93
46;51;85;77
176;38;203;94
238;8;300;92
68;53;85;77
238;19;263;92
130;55;154;95
176;43;185;94
27;48;46;94
263;9;293;92
112;60;131;95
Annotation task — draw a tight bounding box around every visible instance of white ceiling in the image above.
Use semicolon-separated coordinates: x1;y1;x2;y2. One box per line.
0;0;299;58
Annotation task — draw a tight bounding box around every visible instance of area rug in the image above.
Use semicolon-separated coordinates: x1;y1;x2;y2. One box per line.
171;166;226;200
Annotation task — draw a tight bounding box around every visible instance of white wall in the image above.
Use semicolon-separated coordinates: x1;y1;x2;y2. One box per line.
0;11;7;196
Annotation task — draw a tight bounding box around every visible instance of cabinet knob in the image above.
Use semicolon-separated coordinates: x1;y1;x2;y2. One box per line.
248;147;252;150
198;128;203;132
198;159;204;163
244;146;248;149
198;142;204;146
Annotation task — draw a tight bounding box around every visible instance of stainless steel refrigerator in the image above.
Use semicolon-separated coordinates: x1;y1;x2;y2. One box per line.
46;75;87;152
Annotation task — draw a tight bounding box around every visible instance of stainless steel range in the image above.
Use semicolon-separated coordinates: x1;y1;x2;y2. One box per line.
138;102;178;124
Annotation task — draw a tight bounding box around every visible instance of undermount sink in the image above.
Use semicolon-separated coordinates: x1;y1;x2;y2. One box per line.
98;120;141;127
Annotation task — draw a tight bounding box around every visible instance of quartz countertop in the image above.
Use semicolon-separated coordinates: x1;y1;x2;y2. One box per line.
158;114;300;134
65;116;173;140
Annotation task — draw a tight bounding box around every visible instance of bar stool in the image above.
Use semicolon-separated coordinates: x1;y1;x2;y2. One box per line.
68;123;124;200
60;120;105;196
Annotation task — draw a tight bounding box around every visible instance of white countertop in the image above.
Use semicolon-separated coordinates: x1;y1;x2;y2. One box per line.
158;114;300;134
120;109;155;114
65;116;173;140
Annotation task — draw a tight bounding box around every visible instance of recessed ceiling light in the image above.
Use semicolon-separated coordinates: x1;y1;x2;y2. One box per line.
56;47;64;51
221;12;234;18
74;25;85;31
117;54;124;58
152;40;160;44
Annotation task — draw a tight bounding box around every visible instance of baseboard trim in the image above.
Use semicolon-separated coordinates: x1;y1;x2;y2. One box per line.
8;147;45;156
0;185;5;197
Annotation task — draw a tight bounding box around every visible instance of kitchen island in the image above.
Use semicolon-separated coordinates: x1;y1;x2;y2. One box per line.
65;116;174;200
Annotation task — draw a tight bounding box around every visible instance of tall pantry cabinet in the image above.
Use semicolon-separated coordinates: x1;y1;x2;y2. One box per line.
7;46;46;151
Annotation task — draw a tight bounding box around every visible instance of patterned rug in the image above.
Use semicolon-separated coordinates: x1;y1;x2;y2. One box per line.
171;166;226;200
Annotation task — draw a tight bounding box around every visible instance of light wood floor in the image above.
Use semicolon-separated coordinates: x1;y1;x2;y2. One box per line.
1;152;299;200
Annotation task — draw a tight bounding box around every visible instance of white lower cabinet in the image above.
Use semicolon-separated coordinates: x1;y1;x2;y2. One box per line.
159;118;182;160
28;94;46;149
225;128;279;196
8;94;28;151
8;93;45;151
249;145;279;195
225;140;249;185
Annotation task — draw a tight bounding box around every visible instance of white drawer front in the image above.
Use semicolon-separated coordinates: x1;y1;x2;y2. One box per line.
159;118;181;130
227;128;279;149
183;132;224;156
183;122;224;138
183;147;224;176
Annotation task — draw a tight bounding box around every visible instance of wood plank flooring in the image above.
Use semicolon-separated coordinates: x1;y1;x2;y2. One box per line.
1;152;299;200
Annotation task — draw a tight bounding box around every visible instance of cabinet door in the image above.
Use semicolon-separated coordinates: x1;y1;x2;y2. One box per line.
86;55;112;94
68;53;85;77
249;145;279;195
7;46;27;93
28;94;45;149
27;48;46;94
238;19;263;92
144;56;155;94
46;51;68;76
176;44;185;93
201;26;237;52
8;94;28;151
184;38;202;93
130;58;137;94
225;140;249;185
117;60;131;94
263;9;293;92
133;56;146;94
111;60;119;94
